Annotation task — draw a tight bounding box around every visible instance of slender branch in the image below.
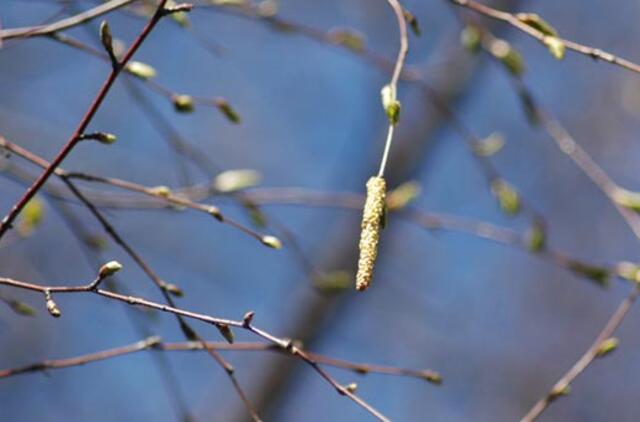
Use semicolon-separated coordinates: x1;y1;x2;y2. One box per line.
0;135;278;248
0;338;440;383
0;274;394;421
0;0;170;242
0;0;138;41
450;0;640;75
521;287;639;421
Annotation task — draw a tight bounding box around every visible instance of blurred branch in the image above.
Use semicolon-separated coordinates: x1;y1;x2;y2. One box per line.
521;286;639;421
0;0;137;41
0;271;397;422
0;0;172;241
450;0;640;75
0;337;441;384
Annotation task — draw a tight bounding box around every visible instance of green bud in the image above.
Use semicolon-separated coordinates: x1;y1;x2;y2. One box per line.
491;179;521;215
99;261;123;279
215;99;241;123
172;95;195;113
490;39;525;76
596;337;619;357
261;235;282;249
387;181;421;211
328;27;366;53
545;37;565;60
516;13;558;37
126;61;157;80
473;132;505;157
213;169;261;193
460;25;481;52
312;271;352;293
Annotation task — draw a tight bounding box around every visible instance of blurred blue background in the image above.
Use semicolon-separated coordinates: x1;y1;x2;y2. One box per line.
1;0;640;421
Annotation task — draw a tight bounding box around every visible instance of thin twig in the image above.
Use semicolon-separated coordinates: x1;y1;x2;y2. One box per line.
0;0;170;241
521;287;639;421
0;274;393;421
450;0;640;75
0;0;137;41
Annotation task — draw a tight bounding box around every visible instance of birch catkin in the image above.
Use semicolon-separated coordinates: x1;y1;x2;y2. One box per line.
356;176;386;291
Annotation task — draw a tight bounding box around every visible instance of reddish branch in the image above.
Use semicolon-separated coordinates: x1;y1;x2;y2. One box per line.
0;1;170;241
0;272;398;422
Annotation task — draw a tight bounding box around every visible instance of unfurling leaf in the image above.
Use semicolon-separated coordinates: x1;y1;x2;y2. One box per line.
172;95;195;113
545;37;565;60
516;13;558;37
261;235;282;249
403;9;421;36
568;261;609;287
615;261;640;283
313;270;352;293
387;181;421;211
489;39;525;76
473;132;505;157
525;220;546;252
328;27;366;53
166;0;190;27
214;99;241;123
612;188;640;212
460;25;482;52
257;0;278;18
596;337;619;358
213;169;261;193
17;196;44;237
5;299;36;317
491;179;520;215
218;324;235;344
99;261;123;279
380;84;401;125
126;61;157;80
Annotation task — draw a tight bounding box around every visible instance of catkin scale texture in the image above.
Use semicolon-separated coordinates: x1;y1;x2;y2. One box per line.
356;176;386;291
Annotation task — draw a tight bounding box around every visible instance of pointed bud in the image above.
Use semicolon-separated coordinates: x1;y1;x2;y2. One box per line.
261;235;282;249
150;185;172;197
8;300;36;317
99;260;123;279
126;61;157;80
345;383;358;393
243;311;255;327
218;324;235;344
214;98;241;123
46;297;61;318
213;169;261;193
596;337;619;358
99;20;116;64
172;95;195;113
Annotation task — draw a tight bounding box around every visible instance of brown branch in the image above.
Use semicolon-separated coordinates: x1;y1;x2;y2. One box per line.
0;273;396;422
0;0;171;242
0;0;137;41
450;0;640;75
0;135;279;248
0;338;441;383
521;286;639;421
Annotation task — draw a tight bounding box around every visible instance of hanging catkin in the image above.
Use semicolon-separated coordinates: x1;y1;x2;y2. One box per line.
356;176;386;291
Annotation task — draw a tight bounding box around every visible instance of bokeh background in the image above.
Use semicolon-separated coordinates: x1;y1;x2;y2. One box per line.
1;0;640;421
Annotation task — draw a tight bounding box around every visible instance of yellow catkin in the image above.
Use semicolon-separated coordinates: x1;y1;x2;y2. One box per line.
356;176;386;291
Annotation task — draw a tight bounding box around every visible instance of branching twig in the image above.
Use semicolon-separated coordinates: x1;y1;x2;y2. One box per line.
0;272;396;421
521;287;639;421
450;0;640;75
0;0;137;41
0;0;171;241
